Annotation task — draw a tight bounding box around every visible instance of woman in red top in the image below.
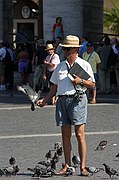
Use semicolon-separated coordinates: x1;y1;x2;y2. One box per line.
52;17;64;42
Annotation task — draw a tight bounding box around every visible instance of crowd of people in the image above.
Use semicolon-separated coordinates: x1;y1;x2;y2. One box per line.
0;34;119;99
0;18;119;176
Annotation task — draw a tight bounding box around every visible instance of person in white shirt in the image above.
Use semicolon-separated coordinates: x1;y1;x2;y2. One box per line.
43;43;60;104
37;35;95;176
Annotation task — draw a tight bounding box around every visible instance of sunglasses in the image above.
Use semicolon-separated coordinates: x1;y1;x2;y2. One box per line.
62;47;73;51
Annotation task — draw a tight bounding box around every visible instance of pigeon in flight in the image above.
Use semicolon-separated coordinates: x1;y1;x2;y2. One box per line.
17;85;41;111
103;163;119;178
95;140;107;151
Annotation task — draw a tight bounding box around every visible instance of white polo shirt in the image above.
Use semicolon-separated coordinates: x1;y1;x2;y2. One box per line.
50;56;95;96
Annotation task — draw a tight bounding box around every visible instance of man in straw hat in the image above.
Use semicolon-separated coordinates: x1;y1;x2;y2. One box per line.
37;35;95;176
43;43;60;104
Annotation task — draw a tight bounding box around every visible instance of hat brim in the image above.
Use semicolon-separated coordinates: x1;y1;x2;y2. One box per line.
59;43;81;48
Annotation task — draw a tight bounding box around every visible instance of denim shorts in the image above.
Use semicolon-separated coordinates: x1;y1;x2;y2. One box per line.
55;94;87;126
93;73;98;90
18;61;28;73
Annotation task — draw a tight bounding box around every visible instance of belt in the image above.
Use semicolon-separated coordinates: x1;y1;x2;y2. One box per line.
58;92;85;98
58;95;74;98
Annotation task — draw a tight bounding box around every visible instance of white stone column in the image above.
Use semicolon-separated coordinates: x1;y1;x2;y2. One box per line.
43;0;83;41
0;0;3;41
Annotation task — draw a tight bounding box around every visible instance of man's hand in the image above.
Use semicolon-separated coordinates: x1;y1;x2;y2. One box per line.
36;98;46;107
71;74;82;85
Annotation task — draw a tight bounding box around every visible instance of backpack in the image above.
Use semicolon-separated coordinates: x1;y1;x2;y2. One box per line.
3;49;12;66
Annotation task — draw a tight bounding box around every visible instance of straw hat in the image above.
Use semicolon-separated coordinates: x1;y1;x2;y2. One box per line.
59;35;80;47
45;44;55;50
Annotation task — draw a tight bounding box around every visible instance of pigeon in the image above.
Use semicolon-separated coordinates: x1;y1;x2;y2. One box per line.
27;166;43;177
9;156;16;165
54;142;62;150
38;160;51;168
72;154;80;168
0;169;4;176
103;163;119;178
45;150;52;159
3;165;19;175
85;166;104;176
95;140;107;151
52;152;59;163
57;147;63;156
66;166;75;176
17;85;41;111
115;153;119;158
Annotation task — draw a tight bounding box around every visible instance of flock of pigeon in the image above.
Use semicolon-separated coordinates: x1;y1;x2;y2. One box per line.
0;141;118;179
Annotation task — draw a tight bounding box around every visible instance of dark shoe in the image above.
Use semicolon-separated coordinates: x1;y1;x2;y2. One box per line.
80;168;89;176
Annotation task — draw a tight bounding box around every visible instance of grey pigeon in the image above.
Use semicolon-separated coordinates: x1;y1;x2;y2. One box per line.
72;154;80;168
103;163;119;178
17;85;41;111
57;147;63;156
95;140;107;151
38;160;51;168
85;166;104;176
115;153;119;158
45;150;52;159
9;156;16;165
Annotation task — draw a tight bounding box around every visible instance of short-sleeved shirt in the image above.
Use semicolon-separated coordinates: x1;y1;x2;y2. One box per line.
45;53;60;72
50;56;95;96
82;51;101;73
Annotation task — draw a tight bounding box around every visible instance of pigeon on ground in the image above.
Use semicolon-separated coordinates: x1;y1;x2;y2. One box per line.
0;169;4;176
9;156;16;165
103;163;119;178
3;165;19;176
45;150;52;159
65;166;75;176
54;142;62;150
57;147;63;156
95;140;107;151
38;160;51;168
72;154;80;168
115;153;119;158
85;166;104;176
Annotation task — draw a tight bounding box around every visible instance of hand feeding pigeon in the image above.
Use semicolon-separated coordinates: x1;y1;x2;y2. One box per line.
72;154;80;168
103;163;119;179
95;140;107;151
85;166;104;176
17;85;41;111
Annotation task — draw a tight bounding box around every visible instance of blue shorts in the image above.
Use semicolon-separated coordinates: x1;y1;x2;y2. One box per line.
56;94;87;126
93;73;98;90
18;61;28;73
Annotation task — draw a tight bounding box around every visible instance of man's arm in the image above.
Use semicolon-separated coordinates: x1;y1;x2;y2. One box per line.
36;84;57;107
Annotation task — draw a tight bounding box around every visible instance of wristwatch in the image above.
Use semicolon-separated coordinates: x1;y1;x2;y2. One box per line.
79;79;84;86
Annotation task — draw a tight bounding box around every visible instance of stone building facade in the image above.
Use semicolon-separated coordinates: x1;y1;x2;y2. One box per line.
0;0;103;44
